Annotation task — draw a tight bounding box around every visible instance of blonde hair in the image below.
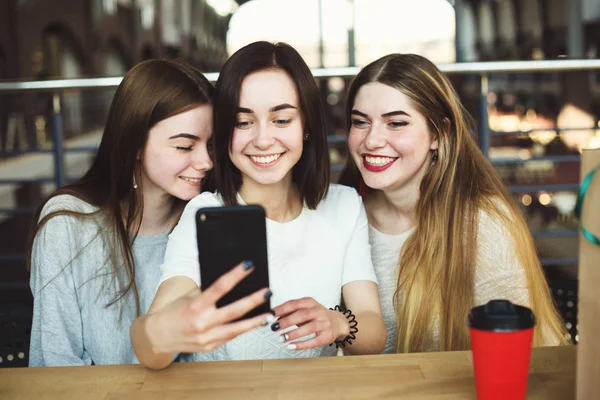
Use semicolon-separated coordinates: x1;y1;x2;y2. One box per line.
340;54;569;352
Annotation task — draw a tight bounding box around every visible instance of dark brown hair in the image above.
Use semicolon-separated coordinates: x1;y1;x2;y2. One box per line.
27;59;214;315
212;41;330;208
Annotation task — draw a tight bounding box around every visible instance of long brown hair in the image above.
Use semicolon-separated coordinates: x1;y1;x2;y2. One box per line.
26;59;214;315
340;54;568;352
212;41;330;209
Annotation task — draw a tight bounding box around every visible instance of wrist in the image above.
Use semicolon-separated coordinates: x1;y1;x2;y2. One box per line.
137;313;176;370
328;305;359;348
329;309;351;342
144;312;164;354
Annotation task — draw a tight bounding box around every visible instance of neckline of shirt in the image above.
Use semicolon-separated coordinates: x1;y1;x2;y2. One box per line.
235;193;308;227
133;231;170;246
369;224;415;241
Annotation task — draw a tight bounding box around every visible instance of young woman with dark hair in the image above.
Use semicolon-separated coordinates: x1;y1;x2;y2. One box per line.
29;59;270;366
132;42;386;369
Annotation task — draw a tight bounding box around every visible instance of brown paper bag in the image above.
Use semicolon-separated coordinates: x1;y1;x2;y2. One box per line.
576;148;600;400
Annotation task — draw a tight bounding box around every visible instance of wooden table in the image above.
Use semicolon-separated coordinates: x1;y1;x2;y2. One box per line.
0;346;575;400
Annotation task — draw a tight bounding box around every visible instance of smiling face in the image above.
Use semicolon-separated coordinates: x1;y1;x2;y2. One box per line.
229;69;304;189
141;104;213;201
347;82;438;193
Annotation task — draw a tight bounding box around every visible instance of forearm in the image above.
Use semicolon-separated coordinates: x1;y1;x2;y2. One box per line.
333;310;386;355
130;314;176;370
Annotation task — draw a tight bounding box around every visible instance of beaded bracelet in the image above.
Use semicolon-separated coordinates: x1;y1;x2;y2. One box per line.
329;305;359;348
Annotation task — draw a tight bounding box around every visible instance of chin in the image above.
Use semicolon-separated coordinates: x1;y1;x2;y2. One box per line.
361;176;390;191
173;188;202;201
243;169;291;186
364;183;386;191
250;176;287;186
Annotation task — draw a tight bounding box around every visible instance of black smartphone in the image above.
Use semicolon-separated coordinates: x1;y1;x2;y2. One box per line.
196;205;270;320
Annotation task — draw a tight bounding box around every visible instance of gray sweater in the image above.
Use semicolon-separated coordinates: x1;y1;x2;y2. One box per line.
29;195;168;366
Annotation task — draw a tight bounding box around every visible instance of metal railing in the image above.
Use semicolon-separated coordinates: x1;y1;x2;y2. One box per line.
3;59;600;91
1;59;598;289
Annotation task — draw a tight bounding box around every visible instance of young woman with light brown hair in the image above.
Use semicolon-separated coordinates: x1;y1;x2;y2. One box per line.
28;59;271;366
340;53;569;353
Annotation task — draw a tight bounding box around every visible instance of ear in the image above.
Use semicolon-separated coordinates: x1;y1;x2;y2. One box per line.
430;130;439;151
431;118;450;151
430;135;439;151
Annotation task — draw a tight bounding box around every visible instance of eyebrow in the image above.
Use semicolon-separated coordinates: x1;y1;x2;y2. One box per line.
351;109;411;118
351;109;368;118
382;110;411;118
270;103;297;112
237;103;297;114
169;133;199;140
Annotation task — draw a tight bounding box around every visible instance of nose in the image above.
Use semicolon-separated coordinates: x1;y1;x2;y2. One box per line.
364;123;387;150
191;144;213;172
253;123;276;150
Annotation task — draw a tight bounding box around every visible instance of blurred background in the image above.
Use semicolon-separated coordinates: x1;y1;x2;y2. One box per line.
1;0;599;365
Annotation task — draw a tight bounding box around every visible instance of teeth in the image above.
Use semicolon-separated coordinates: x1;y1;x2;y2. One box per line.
250;154;282;164
181;177;203;183
365;156;396;166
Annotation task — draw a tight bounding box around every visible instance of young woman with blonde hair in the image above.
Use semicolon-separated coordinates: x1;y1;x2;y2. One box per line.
340;53;569;353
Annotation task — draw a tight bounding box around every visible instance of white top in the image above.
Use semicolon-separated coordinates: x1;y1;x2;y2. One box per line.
370;208;535;354
159;184;378;361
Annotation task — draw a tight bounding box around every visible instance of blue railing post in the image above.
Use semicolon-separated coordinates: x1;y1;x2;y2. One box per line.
479;73;490;158
50;94;66;188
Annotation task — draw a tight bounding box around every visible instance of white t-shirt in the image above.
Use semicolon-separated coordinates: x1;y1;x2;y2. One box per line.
158;184;377;361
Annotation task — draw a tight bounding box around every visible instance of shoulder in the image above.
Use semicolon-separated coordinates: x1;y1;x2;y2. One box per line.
182;192;223;216
476;197;516;240
43;194;97;213
309;184;365;232
31;196;101;271
317;184;362;211
40;194;97;218
474;198;525;270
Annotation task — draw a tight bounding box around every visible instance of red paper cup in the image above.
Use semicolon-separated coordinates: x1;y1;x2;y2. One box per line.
468;300;535;400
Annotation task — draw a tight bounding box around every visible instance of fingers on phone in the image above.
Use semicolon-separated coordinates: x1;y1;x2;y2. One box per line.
202;260;255;304
208;287;271;328
240;260;254;271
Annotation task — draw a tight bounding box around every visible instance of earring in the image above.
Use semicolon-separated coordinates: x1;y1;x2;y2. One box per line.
304;131;309;140
432;149;438;162
133;174;138;189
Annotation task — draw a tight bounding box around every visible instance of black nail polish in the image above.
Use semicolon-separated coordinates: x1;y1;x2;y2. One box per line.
270;309;276;316
242;260;254;271
264;290;273;299
271;322;280;331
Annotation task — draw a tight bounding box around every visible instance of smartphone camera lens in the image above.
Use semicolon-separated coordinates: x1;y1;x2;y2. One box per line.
200;213;206;221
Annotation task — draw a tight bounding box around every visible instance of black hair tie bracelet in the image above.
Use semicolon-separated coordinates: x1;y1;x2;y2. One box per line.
329;305;358;348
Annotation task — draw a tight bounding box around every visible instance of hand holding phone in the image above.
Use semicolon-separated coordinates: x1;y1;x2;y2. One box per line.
140;261;274;359
196;205;271;320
